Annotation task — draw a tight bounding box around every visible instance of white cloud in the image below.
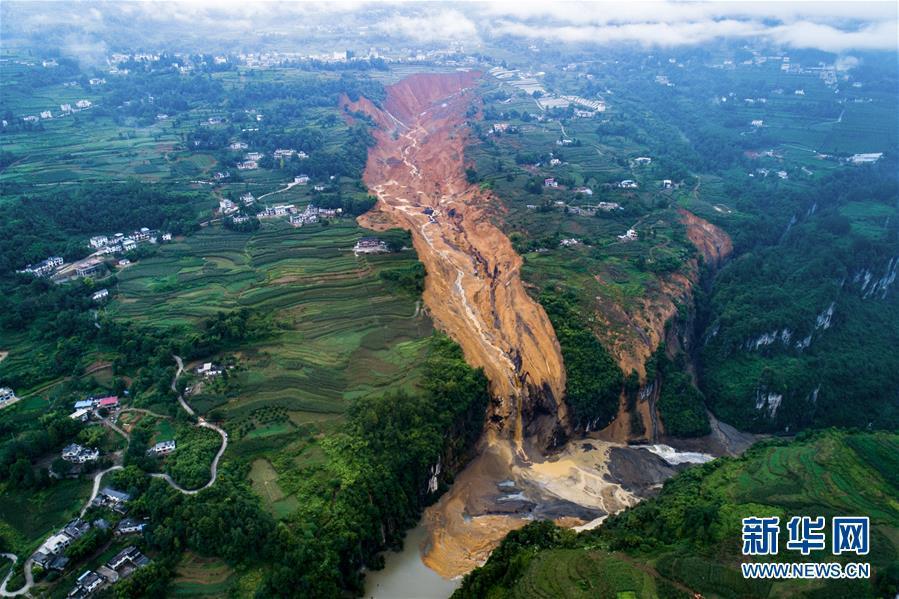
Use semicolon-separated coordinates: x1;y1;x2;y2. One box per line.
376;9;478;42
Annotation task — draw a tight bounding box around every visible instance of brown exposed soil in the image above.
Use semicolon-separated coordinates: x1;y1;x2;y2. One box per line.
597;210;733;443
345;74;736;579
342;72;568;448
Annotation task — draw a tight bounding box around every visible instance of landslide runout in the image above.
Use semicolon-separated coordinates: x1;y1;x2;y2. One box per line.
343;72;568;448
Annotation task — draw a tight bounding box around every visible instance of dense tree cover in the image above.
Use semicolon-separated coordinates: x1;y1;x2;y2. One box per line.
699;164;899;432
119;334;488;597
539;290;623;430
457;430;899;599
0;182;200;275
378;261;426;296
162;425;221;489
648;348;710;438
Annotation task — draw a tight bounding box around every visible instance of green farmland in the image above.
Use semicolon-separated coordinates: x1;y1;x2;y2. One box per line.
108;219;433;457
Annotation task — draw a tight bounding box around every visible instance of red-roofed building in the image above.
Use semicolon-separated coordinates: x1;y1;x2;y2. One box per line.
97;396;119;408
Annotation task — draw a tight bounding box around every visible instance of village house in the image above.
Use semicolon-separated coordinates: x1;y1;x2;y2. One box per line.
115;518;148;536
574;187;593;195
290;213;316;227
229;141;248;151
17;256;64;277
60;103;73;113
849;152;883;164
231;215;251;224
597;202;623;211
294;174;310;185
618;179;638;189
214;171;230;181
62;443;99;464
196;362;222;377
0;387;17;407
90;235;109;248
544;177;558;188
313;184;326;191
240;193;255;205
259;204;295;219
118;259;131;267
147;440;176;456
72;570;104;596
559;238;580;247
556;138;573;146
633;156;652;165
245;152;264;161
353;237;390;255
274;148;296;159
40;110;53;119
237;160;258;170
549;158;562;166
75;259;105;279
751;119;764;127
97;396;119;410
618;228;639;241
92;289;109;302
69;408;91;422
63;518;91;540
106;546;151;575
662;179;674;189
219;199;238;214
121;239;137;252
23;115;39;122
161;233;172;242
91;487;131;512
75;99;92;109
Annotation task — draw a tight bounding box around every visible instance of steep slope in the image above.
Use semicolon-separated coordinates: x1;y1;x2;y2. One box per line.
343;72;568;448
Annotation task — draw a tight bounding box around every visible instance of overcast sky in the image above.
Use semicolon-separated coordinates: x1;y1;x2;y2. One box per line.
3;1;897;56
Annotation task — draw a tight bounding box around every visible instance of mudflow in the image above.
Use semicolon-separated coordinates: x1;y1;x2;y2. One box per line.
343;72;719;579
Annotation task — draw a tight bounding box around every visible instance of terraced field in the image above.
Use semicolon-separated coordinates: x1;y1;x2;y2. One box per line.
109;220;433;433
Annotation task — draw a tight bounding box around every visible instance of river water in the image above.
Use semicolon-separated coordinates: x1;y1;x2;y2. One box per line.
365;522;461;599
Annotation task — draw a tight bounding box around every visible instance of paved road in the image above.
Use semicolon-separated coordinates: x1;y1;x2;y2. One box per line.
0;553;33;597
161;356;228;494
0;358;230;595
80;464;124;517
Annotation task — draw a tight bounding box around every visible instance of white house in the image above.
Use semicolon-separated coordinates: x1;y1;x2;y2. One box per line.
92;289;109;302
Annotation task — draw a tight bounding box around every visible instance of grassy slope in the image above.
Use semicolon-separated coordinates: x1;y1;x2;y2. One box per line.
456;430;899;599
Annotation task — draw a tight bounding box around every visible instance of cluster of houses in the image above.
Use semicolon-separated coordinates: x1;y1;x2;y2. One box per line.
62;443;100;464
16;255;64;277
16;100;93;124
68;546;151;599
70;396;120;422
32;518;95;573
289;204;341;227
89;228;172;255
196;362;223;378
353;237;389;255
0;387;17;408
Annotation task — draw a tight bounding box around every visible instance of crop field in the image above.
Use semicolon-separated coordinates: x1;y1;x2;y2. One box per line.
170;552;236;598
109;219;432;438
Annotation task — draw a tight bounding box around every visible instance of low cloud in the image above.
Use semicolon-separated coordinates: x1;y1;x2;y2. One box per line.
376;9;478;42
